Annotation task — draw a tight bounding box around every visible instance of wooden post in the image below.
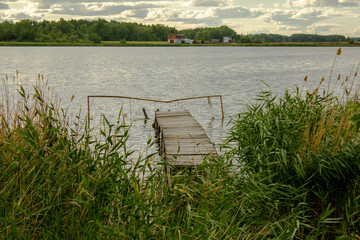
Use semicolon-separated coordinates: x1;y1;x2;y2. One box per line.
142;107;149;119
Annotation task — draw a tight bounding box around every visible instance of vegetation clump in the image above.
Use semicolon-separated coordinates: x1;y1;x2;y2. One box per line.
226;50;360;238
1;49;360;238
0;18;353;44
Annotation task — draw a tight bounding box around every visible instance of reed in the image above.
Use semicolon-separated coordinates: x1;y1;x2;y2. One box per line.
0;74;238;239
226;48;360;238
1;47;360;238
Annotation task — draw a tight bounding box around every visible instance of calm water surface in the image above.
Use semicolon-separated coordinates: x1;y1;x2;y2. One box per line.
1;46;360;152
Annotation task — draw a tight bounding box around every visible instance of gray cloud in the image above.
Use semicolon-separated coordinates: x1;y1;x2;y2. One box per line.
145;8;222;26
292;0;359;7
10;12;41;20
214;7;252;18
131;9;149;18
168;16;222;26
261;8;341;30
37;0;172;9
190;0;229;7
312;23;341;31
0;3;9;9
51;3;158;16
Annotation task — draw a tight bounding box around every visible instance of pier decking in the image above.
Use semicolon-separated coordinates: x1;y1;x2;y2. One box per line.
154;111;217;168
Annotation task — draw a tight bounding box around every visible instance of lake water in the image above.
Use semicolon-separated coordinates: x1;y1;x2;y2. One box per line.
1;46;360;153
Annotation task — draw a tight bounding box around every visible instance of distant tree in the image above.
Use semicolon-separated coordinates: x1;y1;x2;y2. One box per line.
89;33;101;43
0;21;16;41
0;19;349;44
69;34;79;43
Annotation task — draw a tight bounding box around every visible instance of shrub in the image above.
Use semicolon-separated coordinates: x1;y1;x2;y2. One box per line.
225;50;360;238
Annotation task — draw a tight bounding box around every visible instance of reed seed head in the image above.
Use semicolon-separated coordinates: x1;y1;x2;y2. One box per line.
338;74;341;80
336;47;341;56
346;76;349;82
304;75;308;82
320;77;325;85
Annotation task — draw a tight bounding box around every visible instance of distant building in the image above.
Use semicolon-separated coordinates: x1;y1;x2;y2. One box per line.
168;34;185;43
211;39;220;43
223;36;233;43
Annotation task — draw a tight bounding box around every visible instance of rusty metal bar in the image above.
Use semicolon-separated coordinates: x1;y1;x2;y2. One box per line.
87;94;224;128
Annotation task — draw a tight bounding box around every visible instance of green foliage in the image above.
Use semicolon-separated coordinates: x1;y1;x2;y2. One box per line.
181;25;237;41
0;19;349;44
0;19;177;43
1;61;359;238
0;77;239;238
69;34;79;43
225;80;360;238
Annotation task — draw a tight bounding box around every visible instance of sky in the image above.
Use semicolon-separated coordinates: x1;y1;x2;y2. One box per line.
0;0;359;36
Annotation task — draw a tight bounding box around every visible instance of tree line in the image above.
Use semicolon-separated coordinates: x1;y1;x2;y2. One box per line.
0;18;348;43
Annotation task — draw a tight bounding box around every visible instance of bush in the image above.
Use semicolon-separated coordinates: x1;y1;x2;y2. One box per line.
69;34;79;43
225;63;360;238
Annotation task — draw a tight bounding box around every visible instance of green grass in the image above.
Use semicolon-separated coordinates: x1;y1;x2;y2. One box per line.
0;41;359;47
1;48;360;238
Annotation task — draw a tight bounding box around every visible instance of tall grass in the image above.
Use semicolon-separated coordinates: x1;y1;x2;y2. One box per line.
226;48;360;238
1;48;360;239
0;74;238;238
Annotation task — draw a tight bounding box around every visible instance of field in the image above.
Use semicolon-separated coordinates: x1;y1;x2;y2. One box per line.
1;48;360;239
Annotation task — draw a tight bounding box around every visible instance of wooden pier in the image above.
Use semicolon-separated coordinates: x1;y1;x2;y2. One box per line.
154;111;217;171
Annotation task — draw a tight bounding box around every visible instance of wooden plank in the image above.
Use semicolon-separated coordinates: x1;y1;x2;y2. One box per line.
163;127;205;134
166;155;206;166
164;139;212;145
164;133;208;139
156;111;191;117
156;118;197;127
165;148;216;155
154;110;217;169
165;143;215;149
159;123;201;128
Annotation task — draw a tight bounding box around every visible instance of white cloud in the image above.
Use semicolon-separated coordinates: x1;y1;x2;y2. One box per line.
290;0;359;7
0;0;358;36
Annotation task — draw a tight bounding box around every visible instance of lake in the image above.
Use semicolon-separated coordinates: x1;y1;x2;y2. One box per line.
1;46;360;153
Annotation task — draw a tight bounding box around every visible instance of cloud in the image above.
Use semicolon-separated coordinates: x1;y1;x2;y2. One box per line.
309;22;342;32
10;12;41;20
127;9;149;18
50;3;158;17
260;8;341;30
214;7;253;18
350;25;360;35
146;8;221;26
290;0;359;7
0;3;9;9
190;0;230;7
37;0;173;9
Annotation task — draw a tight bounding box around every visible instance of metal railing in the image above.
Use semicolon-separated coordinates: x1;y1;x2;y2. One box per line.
87;95;224;127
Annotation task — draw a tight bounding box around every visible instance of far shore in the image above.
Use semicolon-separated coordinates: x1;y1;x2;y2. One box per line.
1;41;359;47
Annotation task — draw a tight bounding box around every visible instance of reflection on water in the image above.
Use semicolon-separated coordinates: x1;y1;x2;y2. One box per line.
1;46;360;153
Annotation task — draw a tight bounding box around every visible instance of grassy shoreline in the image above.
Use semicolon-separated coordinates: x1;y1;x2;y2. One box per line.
1;48;360;238
1;41;359;47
